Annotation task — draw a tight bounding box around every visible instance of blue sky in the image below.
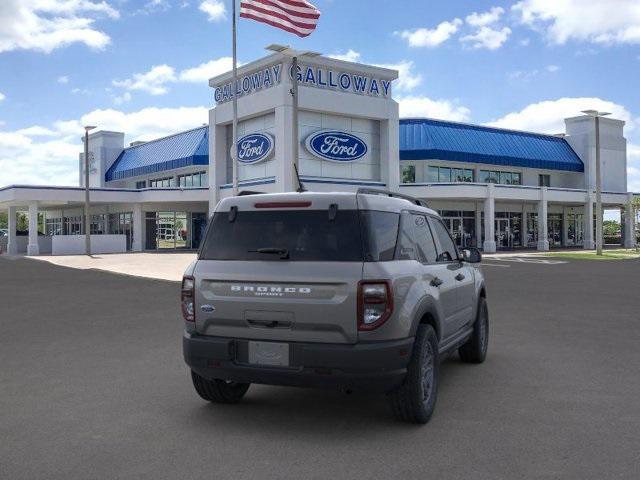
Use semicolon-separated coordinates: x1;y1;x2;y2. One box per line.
1;0;639;195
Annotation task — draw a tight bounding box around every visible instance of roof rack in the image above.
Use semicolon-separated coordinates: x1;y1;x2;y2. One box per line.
356;188;429;208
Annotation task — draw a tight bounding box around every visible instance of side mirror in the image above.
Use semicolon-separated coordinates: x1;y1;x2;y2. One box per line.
461;247;482;264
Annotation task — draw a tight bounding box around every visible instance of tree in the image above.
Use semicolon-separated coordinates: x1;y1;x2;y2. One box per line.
603;220;620;237
0;211;6;230
17;213;28;232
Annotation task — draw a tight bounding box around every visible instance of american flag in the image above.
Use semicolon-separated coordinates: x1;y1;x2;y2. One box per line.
240;0;321;38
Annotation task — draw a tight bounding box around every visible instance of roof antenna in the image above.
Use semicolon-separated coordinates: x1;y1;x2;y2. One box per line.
294;164;307;193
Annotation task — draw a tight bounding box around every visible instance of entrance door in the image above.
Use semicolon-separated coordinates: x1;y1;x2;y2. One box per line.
495;218;512;249
157;212;176;249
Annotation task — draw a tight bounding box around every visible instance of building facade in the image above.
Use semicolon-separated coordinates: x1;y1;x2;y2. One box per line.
0;53;637;255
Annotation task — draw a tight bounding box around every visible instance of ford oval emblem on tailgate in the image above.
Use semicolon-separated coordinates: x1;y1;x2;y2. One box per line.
200;304;215;312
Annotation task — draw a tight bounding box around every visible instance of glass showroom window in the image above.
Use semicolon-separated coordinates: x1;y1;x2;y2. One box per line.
452;168;474;182
149;177;175;188
46;218;63;236
480;170;521;185
90;214;107;235
178;171;207;188
539;174;551;187
401;165;416;183
135;180;147;189
64;216;83;235
428;166;473;183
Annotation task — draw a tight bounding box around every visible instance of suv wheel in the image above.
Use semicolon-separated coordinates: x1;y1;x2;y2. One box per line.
459;297;489;364
388;324;439;424
191;371;250;404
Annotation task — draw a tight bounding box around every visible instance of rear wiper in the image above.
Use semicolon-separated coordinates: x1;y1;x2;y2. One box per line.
248;247;290;259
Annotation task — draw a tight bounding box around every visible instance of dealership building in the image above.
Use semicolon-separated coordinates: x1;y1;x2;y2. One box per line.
0;52;637;255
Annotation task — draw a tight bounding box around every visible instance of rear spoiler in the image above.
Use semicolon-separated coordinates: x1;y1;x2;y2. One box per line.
356;188;429;208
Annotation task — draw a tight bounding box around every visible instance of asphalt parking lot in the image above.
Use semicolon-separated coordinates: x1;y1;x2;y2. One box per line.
1;256;639;480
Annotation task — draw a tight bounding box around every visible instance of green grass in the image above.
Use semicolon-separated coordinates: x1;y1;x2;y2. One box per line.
543;249;640;260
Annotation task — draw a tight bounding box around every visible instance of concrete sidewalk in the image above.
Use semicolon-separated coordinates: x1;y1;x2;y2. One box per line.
28;252;196;281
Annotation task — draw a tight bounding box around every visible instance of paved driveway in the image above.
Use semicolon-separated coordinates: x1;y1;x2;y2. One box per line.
1;256;639;479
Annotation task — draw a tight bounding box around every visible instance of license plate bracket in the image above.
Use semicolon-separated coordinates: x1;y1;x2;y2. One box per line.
248;341;290;367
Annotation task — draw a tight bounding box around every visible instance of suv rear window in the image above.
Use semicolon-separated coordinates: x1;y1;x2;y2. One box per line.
199;209;399;262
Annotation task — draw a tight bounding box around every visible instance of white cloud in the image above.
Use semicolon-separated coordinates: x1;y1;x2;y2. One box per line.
328;50;362;63
396;19;463;48
466;7;504;27
0;106;209;187
112;57;235;96
57;75;69;84
326;53;422;93
113;91;132;105
0;92;5;102
373;60;422;93
398;96;471;122
16;126;57;136
179;57;234;83
508;65;560;81
199;0;226;22
513;0;640;45
520;38;531;46
461;26;511;50
0;0;119;54
486;97;635;134
113;64;177;95
136;0;170;15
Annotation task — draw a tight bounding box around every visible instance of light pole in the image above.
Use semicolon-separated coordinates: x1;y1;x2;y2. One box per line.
83;125;96;255
266;44;320;192
581;110;610;256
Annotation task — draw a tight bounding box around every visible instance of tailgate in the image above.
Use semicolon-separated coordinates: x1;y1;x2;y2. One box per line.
194;260;363;344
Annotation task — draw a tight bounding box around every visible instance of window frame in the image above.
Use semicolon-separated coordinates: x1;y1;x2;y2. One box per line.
427;216;461;264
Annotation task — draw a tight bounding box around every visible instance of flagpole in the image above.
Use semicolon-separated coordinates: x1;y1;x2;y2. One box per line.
231;0;239;195
291;55;300;191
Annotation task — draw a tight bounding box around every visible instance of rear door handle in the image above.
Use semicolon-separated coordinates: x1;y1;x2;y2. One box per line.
430;277;443;287
455;273;465;281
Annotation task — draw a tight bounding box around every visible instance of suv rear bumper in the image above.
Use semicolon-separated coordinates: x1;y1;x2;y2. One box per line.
183;332;414;393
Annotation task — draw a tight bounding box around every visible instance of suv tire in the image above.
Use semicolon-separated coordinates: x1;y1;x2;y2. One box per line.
388;324;439;424
191;370;250;404
459;297;489;364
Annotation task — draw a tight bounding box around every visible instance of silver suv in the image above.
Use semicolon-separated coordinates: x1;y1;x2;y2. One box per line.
182;189;488;424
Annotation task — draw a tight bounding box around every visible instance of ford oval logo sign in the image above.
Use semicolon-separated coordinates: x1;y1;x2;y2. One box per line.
305;130;367;163
234;133;274;164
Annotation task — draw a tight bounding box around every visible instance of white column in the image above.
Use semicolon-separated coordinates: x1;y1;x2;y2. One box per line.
210;116;227;215
483;184;496;253
27;203;40;256
132;204;143;252
274;104;295;193
475;202;482;248
7;206;17;255
624;193;636;248
584;195;595;249
381;114;400;191
537;187;549;251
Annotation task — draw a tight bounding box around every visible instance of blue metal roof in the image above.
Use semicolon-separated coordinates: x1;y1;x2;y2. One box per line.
105;126;209;181
399;118;584;172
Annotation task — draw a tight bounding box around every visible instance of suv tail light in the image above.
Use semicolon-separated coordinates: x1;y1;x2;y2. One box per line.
181;276;195;322
357;280;393;331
